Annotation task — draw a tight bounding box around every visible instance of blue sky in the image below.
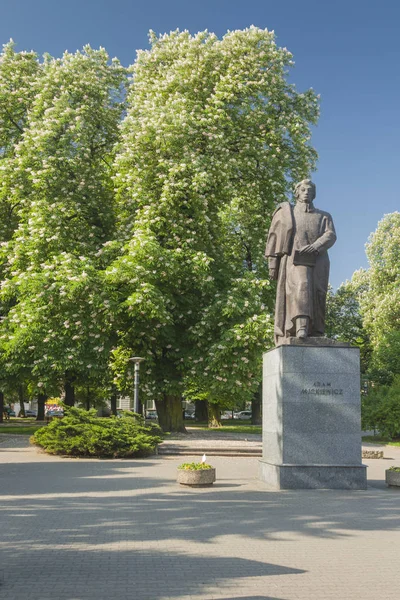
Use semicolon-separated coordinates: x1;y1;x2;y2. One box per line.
2;0;399;288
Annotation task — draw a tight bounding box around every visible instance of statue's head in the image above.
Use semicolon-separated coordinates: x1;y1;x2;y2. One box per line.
294;179;316;204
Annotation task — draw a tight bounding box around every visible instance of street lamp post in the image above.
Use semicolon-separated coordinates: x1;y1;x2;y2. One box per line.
129;357;145;415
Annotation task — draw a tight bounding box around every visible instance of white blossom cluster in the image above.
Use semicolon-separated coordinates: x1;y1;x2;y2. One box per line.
0;44;126;395
110;28;318;402
0;32;319;406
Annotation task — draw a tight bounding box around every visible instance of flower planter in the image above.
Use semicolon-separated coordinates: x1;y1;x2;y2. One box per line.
386;469;400;488
177;467;216;487
362;449;384;459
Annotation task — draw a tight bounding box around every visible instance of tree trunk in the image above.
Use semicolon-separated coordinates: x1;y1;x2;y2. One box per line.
195;400;208;422
64;372;75;407
138;398;144;418
36;393;46;421
0;391;4;424
18;385;26;417
251;384;262;425
208;402;222;428
85;387;91;411
155;394;186;433
110;388;118;416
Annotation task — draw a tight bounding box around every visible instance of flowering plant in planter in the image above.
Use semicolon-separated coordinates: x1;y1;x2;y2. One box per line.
385;466;400;487
177;456;216;486
178;462;213;470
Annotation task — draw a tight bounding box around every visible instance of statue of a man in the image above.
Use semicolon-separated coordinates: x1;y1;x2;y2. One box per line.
265;179;336;345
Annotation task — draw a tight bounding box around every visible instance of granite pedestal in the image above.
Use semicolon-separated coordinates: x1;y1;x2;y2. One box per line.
259;344;367;490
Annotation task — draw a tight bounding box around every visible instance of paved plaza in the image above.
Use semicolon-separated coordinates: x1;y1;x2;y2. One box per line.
0;435;399;600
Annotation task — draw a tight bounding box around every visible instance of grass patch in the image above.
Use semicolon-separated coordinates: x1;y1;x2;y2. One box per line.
0;425;44;435
189;422;261;435
362;435;400;447
8;417;38;423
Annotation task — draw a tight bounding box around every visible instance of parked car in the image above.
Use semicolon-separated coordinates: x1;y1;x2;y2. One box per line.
25;410;37;417
233;410;252;420
3;407;15;418
45;410;64;419
146;410;158;420
221;411;233;420
184;411;195;420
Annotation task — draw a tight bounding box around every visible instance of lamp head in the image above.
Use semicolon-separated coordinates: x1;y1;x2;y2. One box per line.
129;357;145;364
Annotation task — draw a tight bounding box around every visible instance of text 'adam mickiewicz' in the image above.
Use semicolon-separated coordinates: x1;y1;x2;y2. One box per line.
301;386;343;396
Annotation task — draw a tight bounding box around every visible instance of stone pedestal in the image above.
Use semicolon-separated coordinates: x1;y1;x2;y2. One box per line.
259;345;367;490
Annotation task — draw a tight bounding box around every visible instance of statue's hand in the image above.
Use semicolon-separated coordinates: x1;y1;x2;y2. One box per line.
300;243;319;255
269;268;278;280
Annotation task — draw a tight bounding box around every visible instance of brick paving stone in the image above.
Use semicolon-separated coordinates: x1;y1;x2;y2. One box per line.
0;436;399;599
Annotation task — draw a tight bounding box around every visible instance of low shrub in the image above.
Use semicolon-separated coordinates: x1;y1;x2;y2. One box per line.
389;467;400;472
178;462;213;470
32;405;163;458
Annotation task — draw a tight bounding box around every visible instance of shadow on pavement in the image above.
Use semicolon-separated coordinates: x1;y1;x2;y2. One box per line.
1;459;400;543
1;456;399;599
0;548;304;600
220;597;289;600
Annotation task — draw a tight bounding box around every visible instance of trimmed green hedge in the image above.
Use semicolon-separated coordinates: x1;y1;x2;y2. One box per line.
32;406;163;458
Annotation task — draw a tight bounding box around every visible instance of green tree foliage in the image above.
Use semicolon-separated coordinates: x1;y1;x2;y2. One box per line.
0;46;127;399
109;28;319;430
325;280;371;374
0;41;41;241
32;405;163;457
362;377;400;439
0;31;320;430
0;41;41;401
358;213;400;383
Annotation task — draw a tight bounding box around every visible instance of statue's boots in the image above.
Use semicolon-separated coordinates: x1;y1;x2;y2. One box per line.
296;317;309;339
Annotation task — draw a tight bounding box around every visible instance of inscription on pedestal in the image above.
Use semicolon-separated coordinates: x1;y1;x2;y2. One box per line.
301;382;344;396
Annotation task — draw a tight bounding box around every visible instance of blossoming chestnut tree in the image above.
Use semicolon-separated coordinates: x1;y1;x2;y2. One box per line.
0;41;42;242
0;46;127;412
109;28;319;431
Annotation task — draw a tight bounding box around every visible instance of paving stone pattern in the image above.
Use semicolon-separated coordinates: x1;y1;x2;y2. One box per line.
0;436;399;599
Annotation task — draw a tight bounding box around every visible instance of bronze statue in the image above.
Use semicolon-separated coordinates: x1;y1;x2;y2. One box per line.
265;179;336;345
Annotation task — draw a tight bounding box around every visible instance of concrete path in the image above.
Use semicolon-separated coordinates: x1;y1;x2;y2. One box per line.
0;436;399;600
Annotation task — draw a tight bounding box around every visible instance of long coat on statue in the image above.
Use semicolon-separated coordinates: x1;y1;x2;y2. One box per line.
265;201;336;345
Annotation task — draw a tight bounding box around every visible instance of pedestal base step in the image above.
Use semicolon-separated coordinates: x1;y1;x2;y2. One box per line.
259;460;367;490
278;337;350;347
